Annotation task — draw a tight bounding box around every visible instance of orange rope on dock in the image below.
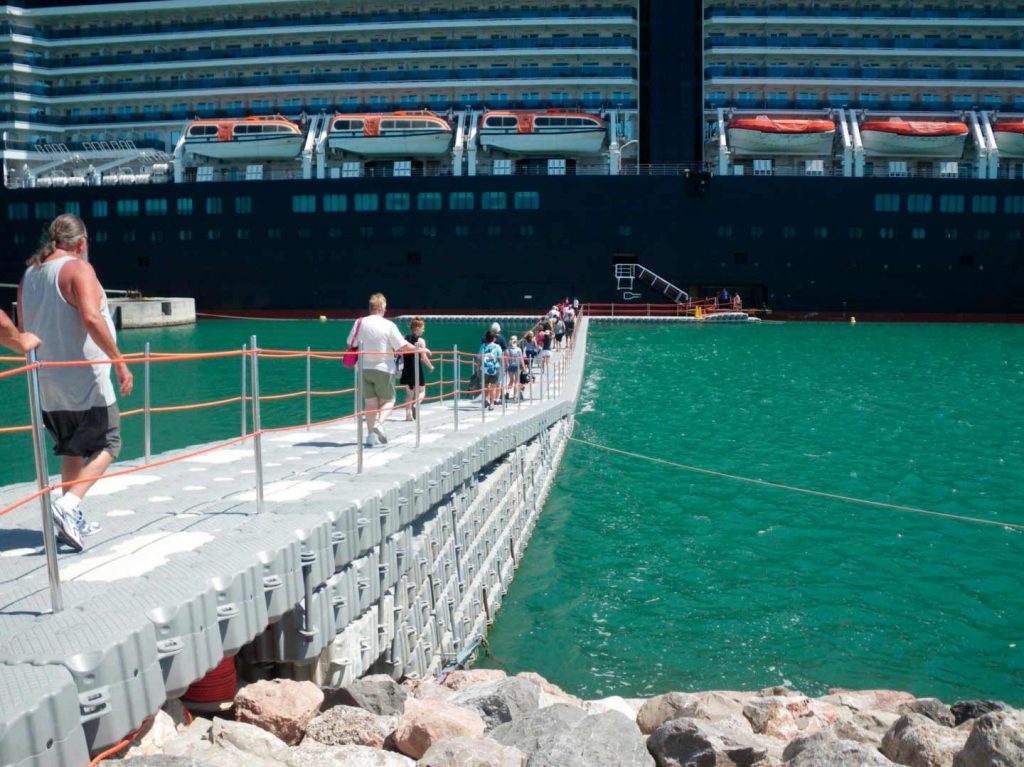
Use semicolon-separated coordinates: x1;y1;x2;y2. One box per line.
0;424;33;434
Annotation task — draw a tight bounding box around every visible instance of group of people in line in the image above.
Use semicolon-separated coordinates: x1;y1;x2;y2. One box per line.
2;213;581;552
346;294;579;444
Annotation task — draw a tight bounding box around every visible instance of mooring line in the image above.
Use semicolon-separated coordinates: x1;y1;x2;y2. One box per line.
568;437;1023;533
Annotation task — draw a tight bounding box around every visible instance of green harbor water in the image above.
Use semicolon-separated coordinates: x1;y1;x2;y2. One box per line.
1;319;1021;705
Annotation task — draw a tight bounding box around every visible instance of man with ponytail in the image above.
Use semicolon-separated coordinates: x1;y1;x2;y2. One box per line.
17;214;133;552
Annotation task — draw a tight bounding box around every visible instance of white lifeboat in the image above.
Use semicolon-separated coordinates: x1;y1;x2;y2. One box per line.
327;112;452;156
479;110;606;155
183;116;303;160
726;116;836;156
992;120;1024;158
860;118;968;158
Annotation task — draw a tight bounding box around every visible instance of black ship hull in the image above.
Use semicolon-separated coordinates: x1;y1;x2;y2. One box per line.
3;174;1023;318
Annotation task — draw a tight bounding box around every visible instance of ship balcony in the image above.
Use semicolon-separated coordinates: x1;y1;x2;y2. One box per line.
0;6;638;43
3;66;637;101
704;36;1024;54
705;65;1024;84
704;96;1024;113
0;36;637;73
705;7;1024;21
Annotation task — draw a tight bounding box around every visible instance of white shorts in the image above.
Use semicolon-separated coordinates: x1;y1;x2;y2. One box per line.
540;349;552;359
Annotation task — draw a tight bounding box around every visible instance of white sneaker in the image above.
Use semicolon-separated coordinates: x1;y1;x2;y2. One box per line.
73;507;101;537
365;432;379;448
373;424;388;444
50;501;83;552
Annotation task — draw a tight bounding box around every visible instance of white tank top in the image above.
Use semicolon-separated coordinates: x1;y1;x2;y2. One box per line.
21;256;118;412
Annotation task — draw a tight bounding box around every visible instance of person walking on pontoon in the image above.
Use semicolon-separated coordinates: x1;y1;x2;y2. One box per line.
347;293;417;447
399;317;434;421
18;214;133;553
0;309;40;355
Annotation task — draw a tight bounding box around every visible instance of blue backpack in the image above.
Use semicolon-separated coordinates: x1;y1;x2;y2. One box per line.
480;344;500;376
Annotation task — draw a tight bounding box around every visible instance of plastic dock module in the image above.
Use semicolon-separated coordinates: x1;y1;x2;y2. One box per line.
0;319;591;762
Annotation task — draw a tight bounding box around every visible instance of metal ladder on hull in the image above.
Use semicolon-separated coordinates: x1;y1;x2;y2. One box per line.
614;263;689;304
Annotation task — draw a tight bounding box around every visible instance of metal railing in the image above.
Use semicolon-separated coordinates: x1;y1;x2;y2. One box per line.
0;328;577;614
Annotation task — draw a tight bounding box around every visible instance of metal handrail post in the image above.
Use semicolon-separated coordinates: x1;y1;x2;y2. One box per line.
305;346;312;430
26;350;63;613
481;350;486;424
439;352;445;407
355;343;364;474
249;336;264;514
500;355;507;416
414;345;421;448
240;343;248;436
453;345;460;432
143;342;151;463
529;357;534;402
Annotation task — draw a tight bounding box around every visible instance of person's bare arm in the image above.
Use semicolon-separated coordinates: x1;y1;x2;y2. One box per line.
65;260;134;396
0;309;40;355
417;339;434;372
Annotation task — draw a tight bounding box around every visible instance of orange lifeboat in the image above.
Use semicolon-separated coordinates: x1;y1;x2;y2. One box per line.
860;118;968;158
327;112;452;156
993;120;1024;158
479;110;606;155
726;115;836;156
183;115;303;160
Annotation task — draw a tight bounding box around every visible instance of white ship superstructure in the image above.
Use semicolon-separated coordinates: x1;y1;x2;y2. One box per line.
0;0;641;186
703;0;1024;179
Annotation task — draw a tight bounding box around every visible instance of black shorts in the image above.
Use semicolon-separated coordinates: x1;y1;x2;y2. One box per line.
519;370;531;384
43;404;122;459
483;372;500;385
555;333;564;341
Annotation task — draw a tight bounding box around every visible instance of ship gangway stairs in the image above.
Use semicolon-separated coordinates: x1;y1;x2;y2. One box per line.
614;263;689;304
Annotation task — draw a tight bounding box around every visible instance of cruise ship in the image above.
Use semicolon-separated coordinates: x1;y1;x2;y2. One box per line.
1;0;1023;317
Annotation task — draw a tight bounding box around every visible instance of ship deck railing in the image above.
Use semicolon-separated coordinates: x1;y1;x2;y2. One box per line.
706;6;1023;20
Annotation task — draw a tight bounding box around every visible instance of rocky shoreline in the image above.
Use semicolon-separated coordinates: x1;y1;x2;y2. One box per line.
101;669;1023;766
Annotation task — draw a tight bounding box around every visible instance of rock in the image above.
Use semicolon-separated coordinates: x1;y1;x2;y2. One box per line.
822;690;917;714
305;705;398;748
742;695;841;740
851;710;905;741
490;703;587;755
197;718;293;766
783;732;896;766
441;669;507;691
637;693;695;735
880;713;968;767
234;679;324;746
647;717;768;767
403;678;456;703
124;710;181;758
322;674;408;716
536;711;653;767
898;699;956;728
830;719;887;748
99;757;210;767
950;700;1012;726
392;698;487;759
451;677;541;731
417;735;526;767
952;712;1024;767
160;718;214;759
584;696;644;721
515;672;581;706
289;740;416;766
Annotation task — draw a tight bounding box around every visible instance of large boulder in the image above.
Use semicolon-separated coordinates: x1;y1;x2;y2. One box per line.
490;703;587;755
234;679;324;746
742;695;842;740
637;693;695;735
451;677;541;731
952;712;1024;767
822;690;917;714
98;758;209;767
949;701;1012;727
783;732;897;766
880;713;968;767
441;669;508;691
322;674;408;716
123;710;181;758
289;740;415;766
392;698;487;759
515;671;582;706
584;696;644;720
646;717;768;767
417;736;526;767
403;678;456;703
305;705;398;748
207;717;294;766
898;699;956;728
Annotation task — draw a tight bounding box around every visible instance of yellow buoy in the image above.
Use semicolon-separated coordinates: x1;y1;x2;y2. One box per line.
319;315;328;323
850;316;857;325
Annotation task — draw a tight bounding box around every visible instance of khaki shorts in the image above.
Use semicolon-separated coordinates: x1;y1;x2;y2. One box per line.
43;404;122;459
362;369;395;401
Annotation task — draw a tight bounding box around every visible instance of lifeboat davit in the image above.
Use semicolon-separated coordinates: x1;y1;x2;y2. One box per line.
327;112;452;156
479;110;606;155
860;118;968;158
726;116;836;156
993;121;1024;158
184;116;304;160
